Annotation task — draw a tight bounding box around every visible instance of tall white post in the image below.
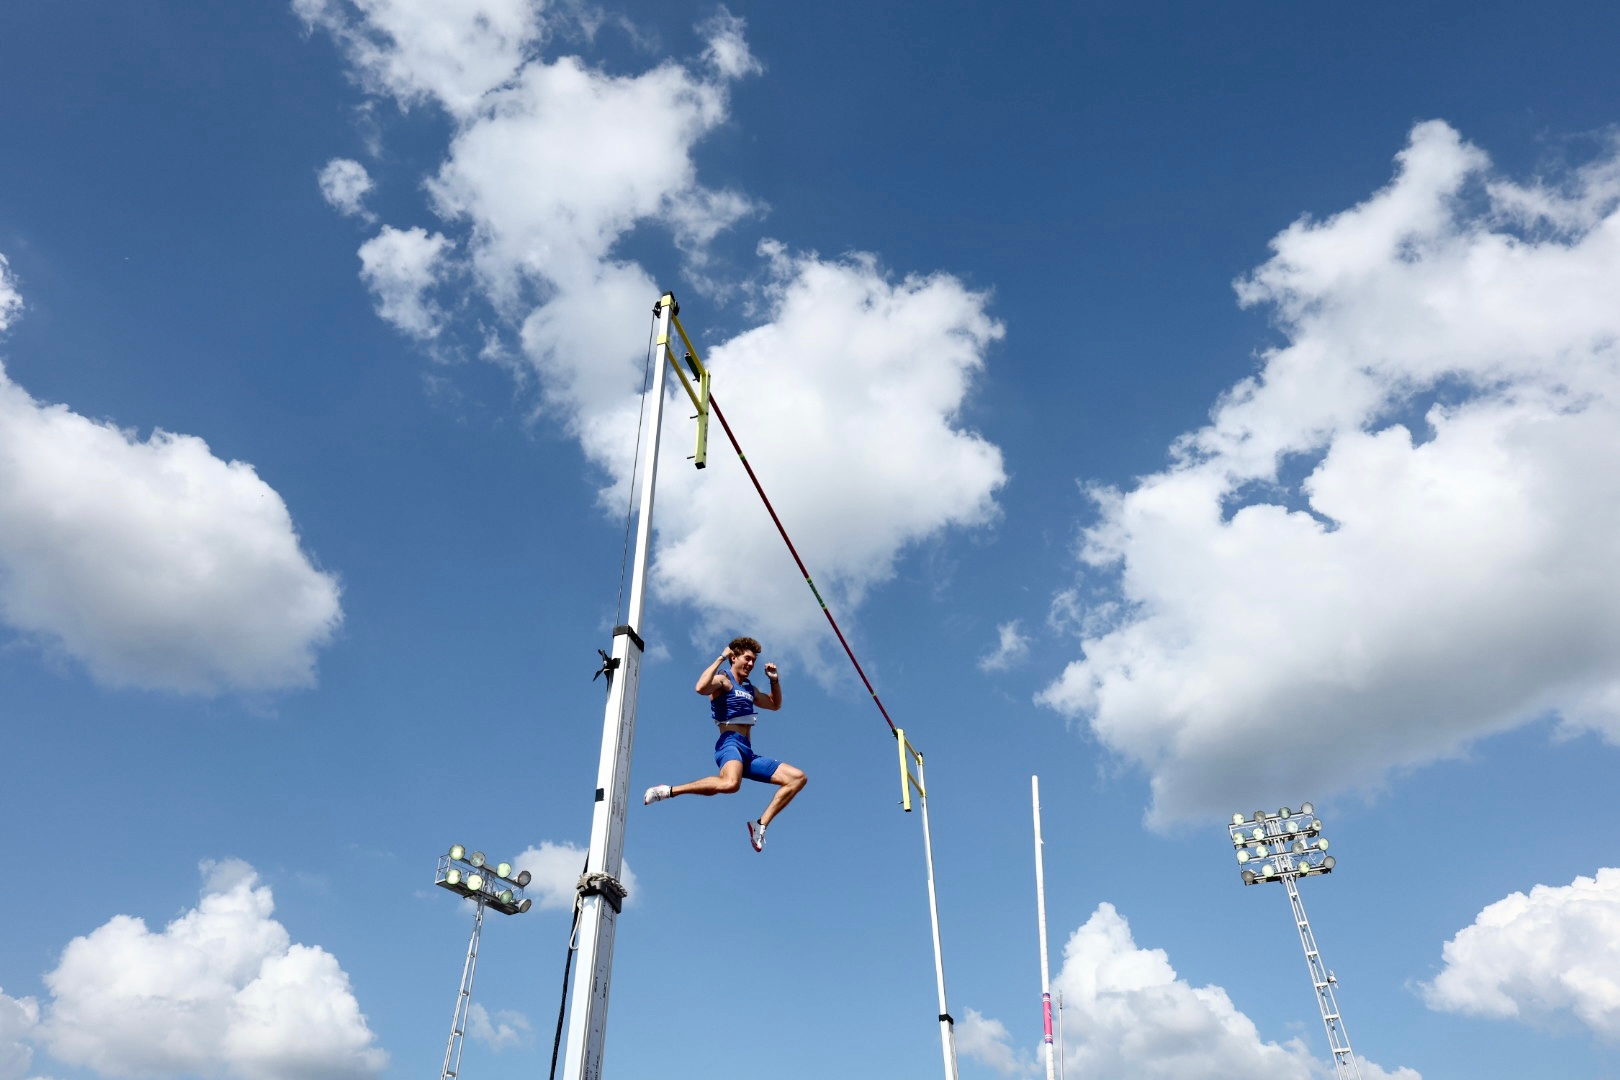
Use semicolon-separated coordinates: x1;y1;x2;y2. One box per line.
560;295;674;1080
1033;776;1057;1080
916;754;960;1080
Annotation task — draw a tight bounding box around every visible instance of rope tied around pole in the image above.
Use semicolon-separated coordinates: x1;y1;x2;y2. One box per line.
577;871;628;914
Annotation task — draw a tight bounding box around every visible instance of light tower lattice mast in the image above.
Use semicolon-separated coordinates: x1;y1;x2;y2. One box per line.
1228;804;1362;1080
434;846;533;1080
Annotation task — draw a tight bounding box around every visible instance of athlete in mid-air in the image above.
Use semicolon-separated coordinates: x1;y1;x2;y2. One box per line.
643;636;808;852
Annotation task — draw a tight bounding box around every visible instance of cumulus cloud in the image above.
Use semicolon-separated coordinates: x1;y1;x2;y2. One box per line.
0;254;21;331
512;841;637;912
1030;903;1419;1079
954;1007;1032;1076
0;989;39;1080
1424;867;1620;1038
293;0;544;117
318;157;375;218
357;225;452;339
0;268;341;693
1038;121;1620;824
467;1003;532;1050
40;859;386;1080
306;6;1008;663
979;620;1031;673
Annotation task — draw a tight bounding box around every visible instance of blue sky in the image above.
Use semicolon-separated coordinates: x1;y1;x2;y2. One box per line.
5;2;1620;1078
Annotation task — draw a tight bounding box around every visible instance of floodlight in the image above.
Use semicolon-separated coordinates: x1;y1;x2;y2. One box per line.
497;862;512;879
499;889;514;904
446;868;462;886
517;898;532;913
1221;800;1358;1076
515;870;532;888
467;873;484;892
469;851;486;868
449;844;466;860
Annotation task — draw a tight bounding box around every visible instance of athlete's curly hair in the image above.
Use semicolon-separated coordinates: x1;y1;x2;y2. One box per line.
727;636;763;658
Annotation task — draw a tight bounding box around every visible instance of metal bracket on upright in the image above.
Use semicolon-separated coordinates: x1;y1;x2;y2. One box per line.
667;307;711;469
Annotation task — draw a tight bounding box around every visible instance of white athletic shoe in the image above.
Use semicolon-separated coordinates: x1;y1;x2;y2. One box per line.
643;784;672;805
748;819;766;852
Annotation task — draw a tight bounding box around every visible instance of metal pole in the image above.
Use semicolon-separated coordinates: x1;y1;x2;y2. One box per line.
1283;875;1363;1080
440;899;484;1080
1033;776;1056;1080
915;753;960;1080
1056;990;1066;1080
560;294;673;1080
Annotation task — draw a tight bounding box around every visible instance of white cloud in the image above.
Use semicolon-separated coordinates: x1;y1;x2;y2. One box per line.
645;247;1005;661
293;0;544;117
1424;867;1620;1038
307;8;1008;664
40;859;386;1080
357;225;452;340
467;1003;531;1050
317;157;376;219
512;841;637;912
979;620;1031;673
954;1007;1033;1076
0;989;39;1080
0;329;341;694
1038;121;1620;824
1037;903;1418;1080
0;254;21;331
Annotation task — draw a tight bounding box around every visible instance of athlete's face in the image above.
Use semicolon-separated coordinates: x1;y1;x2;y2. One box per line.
730;650;757;679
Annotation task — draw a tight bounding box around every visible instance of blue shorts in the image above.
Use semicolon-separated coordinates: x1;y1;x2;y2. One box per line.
715;730;781;783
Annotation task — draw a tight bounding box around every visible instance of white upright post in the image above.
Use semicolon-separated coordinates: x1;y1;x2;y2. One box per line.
1033;776;1057;1080
560;295;675;1080
916;754;960;1080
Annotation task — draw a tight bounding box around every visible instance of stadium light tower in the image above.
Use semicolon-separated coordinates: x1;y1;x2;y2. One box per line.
435;844;533;1080
1227;804;1363;1080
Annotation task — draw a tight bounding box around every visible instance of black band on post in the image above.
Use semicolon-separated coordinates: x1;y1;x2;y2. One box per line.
612;624;645;651
939;1013;954;1025
594;787;605;802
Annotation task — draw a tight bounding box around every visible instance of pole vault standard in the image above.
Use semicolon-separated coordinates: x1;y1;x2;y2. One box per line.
560;293;709;1080
1032;776;1057;1080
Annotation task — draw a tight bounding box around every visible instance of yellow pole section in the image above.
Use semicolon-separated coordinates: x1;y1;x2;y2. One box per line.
898;728;912;812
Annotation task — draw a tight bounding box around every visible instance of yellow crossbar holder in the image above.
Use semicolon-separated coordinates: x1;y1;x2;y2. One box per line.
663;300;710;469
897;727;925;813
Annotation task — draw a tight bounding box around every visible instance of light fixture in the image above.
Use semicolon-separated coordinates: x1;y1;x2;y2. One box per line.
469;851;486;868
446;868;462;886
515;870;532;888
517;898;532;913
499;889;514;904
449;844;466;860
1224;801;1358;1076
497;862;512;879
467;873;484;892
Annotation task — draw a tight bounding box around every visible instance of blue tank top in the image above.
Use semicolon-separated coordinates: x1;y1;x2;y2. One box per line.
711;675;758;725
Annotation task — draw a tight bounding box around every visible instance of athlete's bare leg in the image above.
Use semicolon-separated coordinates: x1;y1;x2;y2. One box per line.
670;760;744;797
758;762;806;828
